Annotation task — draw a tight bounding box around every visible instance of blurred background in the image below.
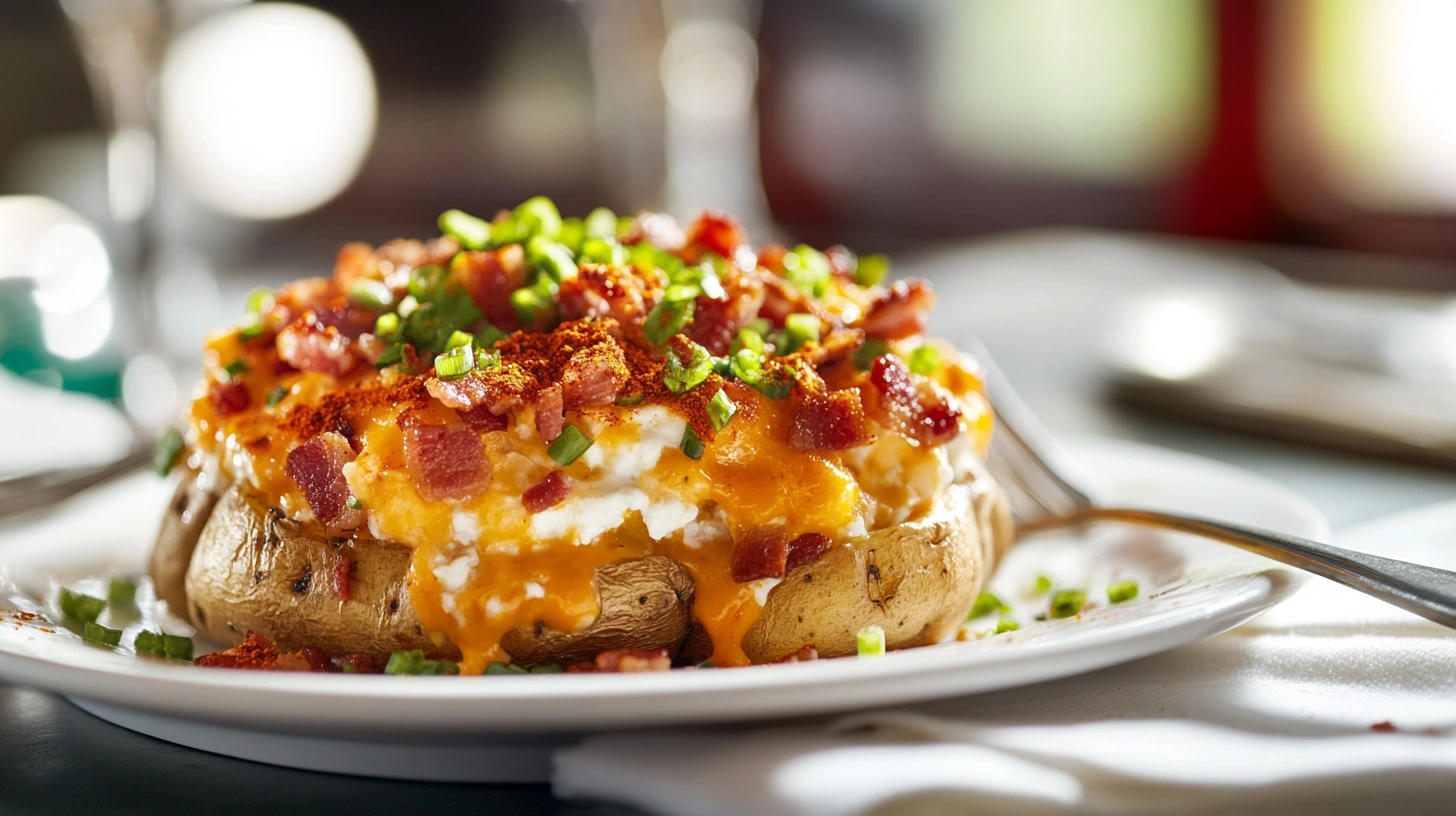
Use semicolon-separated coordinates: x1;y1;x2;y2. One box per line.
8;0;1456;489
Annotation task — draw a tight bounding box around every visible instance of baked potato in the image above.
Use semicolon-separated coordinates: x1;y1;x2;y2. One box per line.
154;198;1014;673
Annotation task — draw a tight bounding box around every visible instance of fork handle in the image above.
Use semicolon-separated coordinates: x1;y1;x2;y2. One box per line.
1019;507;1456;629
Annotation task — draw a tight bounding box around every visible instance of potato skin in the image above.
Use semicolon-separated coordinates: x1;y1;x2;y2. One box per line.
741;481;1013;662
148;466;222;615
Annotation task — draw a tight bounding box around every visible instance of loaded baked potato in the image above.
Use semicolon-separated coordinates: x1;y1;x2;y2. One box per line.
153;199;1012;673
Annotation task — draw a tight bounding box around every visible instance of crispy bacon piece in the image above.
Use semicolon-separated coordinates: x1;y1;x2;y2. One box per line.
786;533;833;571
732;527;789;583
774;645;820;663
277;312;359;378
458;404;510;431
284;432;364;529
195;631;278;669
427;364;535;415
333;242;381;294
208;381;250;417
680;211;746;262
687;273;767;356
862;279;935;340
556;264;652;327
758;276;829;329
454;245;526;331
195;631;368;673
401;420;491;502
867;354;962;446
312;299;379;341
757;244;790;275
535;383;565;443
376;236;462;270
272;277;334;325
330;553;353;601
825;245;857;280
620;211;685;251
523;470;571;513
356;333;387;365
594;648;672;673
788;388;874;451
561;342;629;409
272;646;334;673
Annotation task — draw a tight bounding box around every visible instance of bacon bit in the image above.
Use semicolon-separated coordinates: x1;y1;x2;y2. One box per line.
454;246;526;331
356;332;387;365
1371;721;1398;732
427;363;536;415
535;383;565;442
786;533;833;571
680;211;746;262
862;279;935;340
458;403;510;431
375;238;431;269
786;328;864;371
621;211;685;250
272;277;334;325
284;432;365;529
523;470;571;513
825;245;857;280
333;654;379;674
561;342;629;409
687;272;767;355
775;645;820;663
757;244;790;275
195;631;279;670
788;388;874;451
272;646;333;673
867;355;962;446
732;527;789;582
312;298;380;340
208;381;251;416
333;242;382;293
277;312;359;378
330;553;353;601
557;264;652;328
594;648;672;673
401;420;491;502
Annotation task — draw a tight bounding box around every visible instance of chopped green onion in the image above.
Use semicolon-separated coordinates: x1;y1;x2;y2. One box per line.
375;312;401;339
730;349;791;399
134;629;165;657
484;661;528;675
223;359;249;380
663;283;702;302
782;313;821;353
548;424;594;466
747;317;773;336
489;217;521;247
731;328;765;356
444;330;474;352
615;392;645;406
510;287;553;326
1049;590;1087;619
712;355;733;378
266;386;288;408
680;426;705;460
785;245;832;297
244;287;275;314
995;619;1021;634
1106;581;1139;604
438;209;492;251
664;339;713;394
434;346;475;379
475;322;507;349
346;495;362;510
340;664;358;674
83;621;122;649
528;664;563;674
855;254;890;287
514;196;563;240
107;579;138;613
237;316;265;342
374;343;404;369
397;294;420;317
856;625;886;657
350;279;393;309
1033;574;1053;595
408;264;448;301
163;634;193;661
385;649;460;675
476;348;502;369
908;345;941;376
968;591;1009;620
615;215;634;237
579;237;626;265
707;389;737;431
527;235;578;282
852;339;890;372
556;218;585;254
643;298;695;346
152;428;185;477
60;590;105;624
584;207;618;239
630;241;684;278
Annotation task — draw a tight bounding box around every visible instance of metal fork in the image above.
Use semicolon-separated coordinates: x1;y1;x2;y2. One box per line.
974;340;1456;629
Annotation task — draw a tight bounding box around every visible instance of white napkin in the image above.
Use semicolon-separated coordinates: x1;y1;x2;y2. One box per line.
554;507;1456;815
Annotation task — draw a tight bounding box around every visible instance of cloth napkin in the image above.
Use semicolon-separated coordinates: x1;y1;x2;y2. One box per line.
553;505;1456;815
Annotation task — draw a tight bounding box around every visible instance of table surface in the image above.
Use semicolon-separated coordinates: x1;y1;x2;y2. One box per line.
6;233;1456;815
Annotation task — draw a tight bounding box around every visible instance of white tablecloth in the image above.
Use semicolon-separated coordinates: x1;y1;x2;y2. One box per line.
554;503;1456;815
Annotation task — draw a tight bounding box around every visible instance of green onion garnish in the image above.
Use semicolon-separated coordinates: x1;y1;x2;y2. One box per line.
408;264;448;301
152;427;185;477
730;349;791;399
514;196;562;240
1049;589;1087;619
237;316;265;342
584;207;618;239
510;287;553;325
346;495;362;510
266;387;288;408
107;579;138;613
375;312;401;339
83;621;122;649
995;619;1020;634
163;634;193;661
708;389;737;431
489;217;521;248
643;297;695;346
579;237;626;266
134;629;165;657
350;279;393;309
438;209;492;251
476;323;507;349
852;338;890;372
223;359;249;380
397;294;420;318
855;254;890;287
484;661;528;675
731;328;764;356
615;392;645;406
548;424;594;466
244;287;275;314
476;348;502;369
1106;581;1139;604
856;625;886;657
1033;574;1053;595
782;313;820;353
434;346;475;379
908;345;941;376
386;649;460;675
680;425;705;460
785;245;832;297
747;317;773;336
529;663;564;674
527;235;578;282
967;591;1009;620
445;330;474;352
664;339;712;394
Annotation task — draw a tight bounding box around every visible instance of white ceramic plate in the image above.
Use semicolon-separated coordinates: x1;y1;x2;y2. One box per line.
0;436;1326;781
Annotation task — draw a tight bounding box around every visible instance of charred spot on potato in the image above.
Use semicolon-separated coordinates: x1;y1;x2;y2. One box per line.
193;604;206;625
388;598;400;613
253;570;265;584
639;595;649;605
292;564;312;594
173;490;190;515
